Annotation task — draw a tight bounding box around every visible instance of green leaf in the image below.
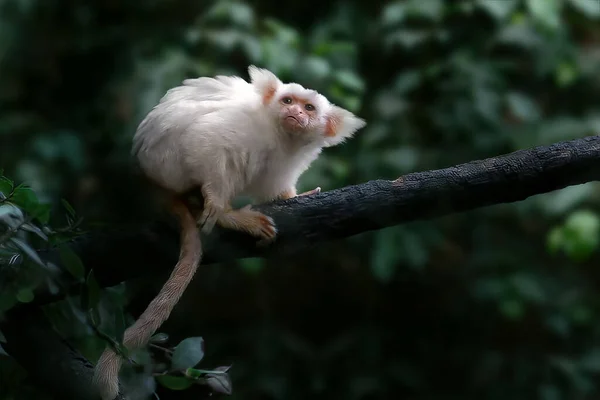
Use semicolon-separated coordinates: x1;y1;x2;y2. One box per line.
33;203;51;224
10;185;39;215
150;333;170;344
541;183;594;216
565;210;600;236
539;384;561;400
21;223;48;241
527;0;562;29
185;366;233;394
238;258;264;275
328;158;350;179
564;237;597;262
334;70;365;92
580;348;600;372
58;245;85;281
302;56;331;80
114;309;127;343
569;0;600;17
0;204;20;221
0;176;13;199
202;0;230;21
205;368;233;395
9;237;45;268
511;274;546;303
128;347;153;367
229;2;254;28
547;227;564;254
555;62;578;87
500;298;524;320
240;36;262;61
156;375;193;391
547;210;600;261
477;0;518;20
263;18;299;45
371;229;401;283
393;70;422;93
186;368;204;379
84;270;101;311
61;199;76;218
0;290;18;314
381;3;405;26
88;307;102;329
571;305;592;324
405;0;444;21
506;92;541;122
16;288;34;303
172;337;205;370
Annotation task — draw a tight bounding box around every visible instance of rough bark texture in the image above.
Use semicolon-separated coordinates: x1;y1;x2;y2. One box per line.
2;135;600;400
38;134;600;293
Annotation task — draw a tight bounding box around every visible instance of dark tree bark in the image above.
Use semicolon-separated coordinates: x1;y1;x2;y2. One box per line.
2;135;600;399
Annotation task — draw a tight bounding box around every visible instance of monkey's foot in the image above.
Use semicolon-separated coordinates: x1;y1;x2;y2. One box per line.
218;205;277;244
298;187;321;197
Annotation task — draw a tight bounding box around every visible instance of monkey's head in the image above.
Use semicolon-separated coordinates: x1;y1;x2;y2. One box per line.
248;65;366;147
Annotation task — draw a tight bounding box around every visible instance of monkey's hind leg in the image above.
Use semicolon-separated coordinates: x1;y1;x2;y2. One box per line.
197;183;225;234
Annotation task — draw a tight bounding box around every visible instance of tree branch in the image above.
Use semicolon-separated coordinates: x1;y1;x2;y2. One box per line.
54;135;600;290
2;135;600;399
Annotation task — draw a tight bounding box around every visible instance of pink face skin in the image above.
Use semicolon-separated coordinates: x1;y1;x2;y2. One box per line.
278;94;318;133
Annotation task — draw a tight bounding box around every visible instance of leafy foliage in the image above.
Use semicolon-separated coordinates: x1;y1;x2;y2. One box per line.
1;0;600;399
0;174;83;317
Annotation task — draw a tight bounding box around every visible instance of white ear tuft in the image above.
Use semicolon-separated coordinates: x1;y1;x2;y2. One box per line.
323;105;367;146
248;65;282;105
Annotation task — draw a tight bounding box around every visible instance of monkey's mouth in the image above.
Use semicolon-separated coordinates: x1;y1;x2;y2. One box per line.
285;116;307;129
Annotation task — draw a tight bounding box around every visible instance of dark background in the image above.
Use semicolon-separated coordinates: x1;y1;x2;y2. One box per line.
2;0;600;399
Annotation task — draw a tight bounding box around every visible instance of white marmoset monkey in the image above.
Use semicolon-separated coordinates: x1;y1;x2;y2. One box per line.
93;65;366;399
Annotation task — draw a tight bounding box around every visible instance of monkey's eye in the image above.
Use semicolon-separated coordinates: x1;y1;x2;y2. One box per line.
304;103;315;111
281;97;293;104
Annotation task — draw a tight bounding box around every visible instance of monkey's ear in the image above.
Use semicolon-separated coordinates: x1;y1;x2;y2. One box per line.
323;105;366;146
248;65;282;105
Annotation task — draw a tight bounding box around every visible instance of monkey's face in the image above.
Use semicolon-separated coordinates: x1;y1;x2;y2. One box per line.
279;95;313;131
275;90;330;139
266;83;365;146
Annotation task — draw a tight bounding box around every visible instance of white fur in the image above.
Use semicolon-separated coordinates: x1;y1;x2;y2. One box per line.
132;65;366;204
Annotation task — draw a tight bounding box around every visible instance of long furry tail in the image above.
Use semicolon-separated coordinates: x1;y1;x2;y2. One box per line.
93;198;202;400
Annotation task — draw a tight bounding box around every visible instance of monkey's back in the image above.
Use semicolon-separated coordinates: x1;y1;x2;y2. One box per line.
131;74;277;195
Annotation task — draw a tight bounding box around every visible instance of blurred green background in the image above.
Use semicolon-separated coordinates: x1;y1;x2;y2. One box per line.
2;0;600;399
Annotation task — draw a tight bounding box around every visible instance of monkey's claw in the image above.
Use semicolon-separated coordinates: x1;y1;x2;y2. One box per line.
256;214;277;240
298;187;321;197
